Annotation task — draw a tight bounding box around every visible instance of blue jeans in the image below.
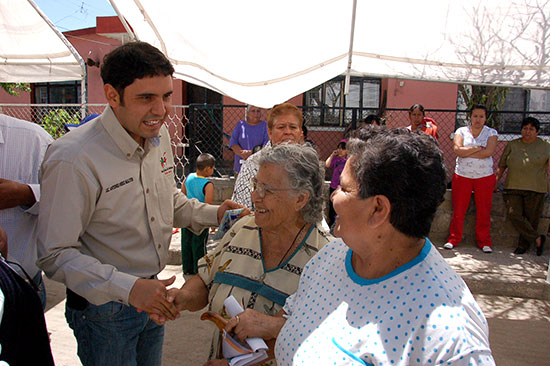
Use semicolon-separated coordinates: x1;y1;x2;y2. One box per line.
66;301;164;366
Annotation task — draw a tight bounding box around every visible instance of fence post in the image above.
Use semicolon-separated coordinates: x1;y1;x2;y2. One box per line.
350;108;357;130
187;104;196;175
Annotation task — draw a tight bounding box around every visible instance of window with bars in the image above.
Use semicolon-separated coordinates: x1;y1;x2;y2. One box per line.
33;81;81;104
499;88;550;135
303;76;381;127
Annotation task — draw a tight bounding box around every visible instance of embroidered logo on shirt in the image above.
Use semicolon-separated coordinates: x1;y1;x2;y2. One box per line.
105;177;134;193
160;152;167;168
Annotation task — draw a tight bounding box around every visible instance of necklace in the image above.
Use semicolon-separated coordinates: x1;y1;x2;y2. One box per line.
277;223;308;267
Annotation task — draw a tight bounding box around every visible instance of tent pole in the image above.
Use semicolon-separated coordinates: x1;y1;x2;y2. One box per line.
344;0;358;95
81;70;87;119
109;0;138;42
27;0;86;108
27;0;87;117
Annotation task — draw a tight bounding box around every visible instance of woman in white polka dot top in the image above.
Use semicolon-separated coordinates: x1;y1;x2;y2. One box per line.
229;127;495;366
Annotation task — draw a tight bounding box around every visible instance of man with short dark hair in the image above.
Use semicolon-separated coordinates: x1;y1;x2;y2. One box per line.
37;41;245;366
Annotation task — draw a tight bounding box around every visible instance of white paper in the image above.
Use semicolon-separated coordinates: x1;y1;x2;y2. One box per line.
222;296;268;366
213;208;245;240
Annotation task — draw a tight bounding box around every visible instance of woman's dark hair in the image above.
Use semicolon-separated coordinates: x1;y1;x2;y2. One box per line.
337;141;347;149
409;104;425;115
347;127;446;238
362;114;381;126
521;116;540;132
100;41;174;103
470;104;489;118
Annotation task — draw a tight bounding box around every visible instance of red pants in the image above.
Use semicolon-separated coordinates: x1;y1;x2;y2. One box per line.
447;173;496;248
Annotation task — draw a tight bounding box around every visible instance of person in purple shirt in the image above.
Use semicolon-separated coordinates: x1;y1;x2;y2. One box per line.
325;139;348;229
229;105;269;175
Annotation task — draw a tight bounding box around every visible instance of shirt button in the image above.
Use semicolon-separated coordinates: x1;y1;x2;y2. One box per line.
158;244;161;249
126;153;131;157
146;188;150;194
151;217;155;222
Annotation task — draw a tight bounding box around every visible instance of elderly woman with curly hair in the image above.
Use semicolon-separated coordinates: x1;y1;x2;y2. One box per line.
153;143;332;366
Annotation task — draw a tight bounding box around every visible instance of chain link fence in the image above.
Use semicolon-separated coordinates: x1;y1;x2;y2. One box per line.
2;103;550;187
303;106;550;184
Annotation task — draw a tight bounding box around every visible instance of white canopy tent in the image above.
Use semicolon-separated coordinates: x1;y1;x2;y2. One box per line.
110;0;549;108
0;0;85;99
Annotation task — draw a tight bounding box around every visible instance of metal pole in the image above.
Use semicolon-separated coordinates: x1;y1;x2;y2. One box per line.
27;0;87;117
344;0;358;95
108;0;138;42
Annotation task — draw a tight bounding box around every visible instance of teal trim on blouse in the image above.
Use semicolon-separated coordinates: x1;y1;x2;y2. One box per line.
259;224;315;273
345;237;432;285
212;272;289;306
331;338;371;366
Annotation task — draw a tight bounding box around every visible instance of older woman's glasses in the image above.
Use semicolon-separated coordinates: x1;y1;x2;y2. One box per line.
250;177;293;198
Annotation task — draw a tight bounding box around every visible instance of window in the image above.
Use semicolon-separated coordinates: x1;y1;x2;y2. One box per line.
33;81;81;104
499;88;550;135
530;90;550;112
303;76;380;126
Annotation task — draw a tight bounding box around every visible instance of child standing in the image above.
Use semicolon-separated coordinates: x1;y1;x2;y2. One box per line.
325;139;348;229
181;153;215;274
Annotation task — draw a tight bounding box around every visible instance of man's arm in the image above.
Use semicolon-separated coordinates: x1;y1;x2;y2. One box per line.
37;158;181;318
0;178;35;210
146;274;210;324
36;159;135;302
0;225;7;258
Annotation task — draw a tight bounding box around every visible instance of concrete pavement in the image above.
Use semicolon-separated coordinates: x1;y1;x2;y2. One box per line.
43;233;550;366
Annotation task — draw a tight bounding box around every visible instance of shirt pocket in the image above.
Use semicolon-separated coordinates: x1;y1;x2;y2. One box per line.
155;176;174;225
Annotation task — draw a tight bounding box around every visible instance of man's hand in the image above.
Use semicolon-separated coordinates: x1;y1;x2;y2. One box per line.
0;225;8;258
145;287;190;325
216;200;251;224
147;277;204;325
224;308;286;342
0;178;35;210
129;276;180;321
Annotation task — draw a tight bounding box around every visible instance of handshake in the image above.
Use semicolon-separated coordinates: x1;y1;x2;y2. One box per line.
129;273;209;325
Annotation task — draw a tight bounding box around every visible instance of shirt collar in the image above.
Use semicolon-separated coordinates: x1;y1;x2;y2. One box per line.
99;106;161;159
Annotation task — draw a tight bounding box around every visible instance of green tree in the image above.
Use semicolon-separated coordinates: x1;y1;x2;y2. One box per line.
41;109;80;139
458;85;509;129
1;83;31;96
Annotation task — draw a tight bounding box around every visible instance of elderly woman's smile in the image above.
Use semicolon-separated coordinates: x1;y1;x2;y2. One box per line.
252;163;299;231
